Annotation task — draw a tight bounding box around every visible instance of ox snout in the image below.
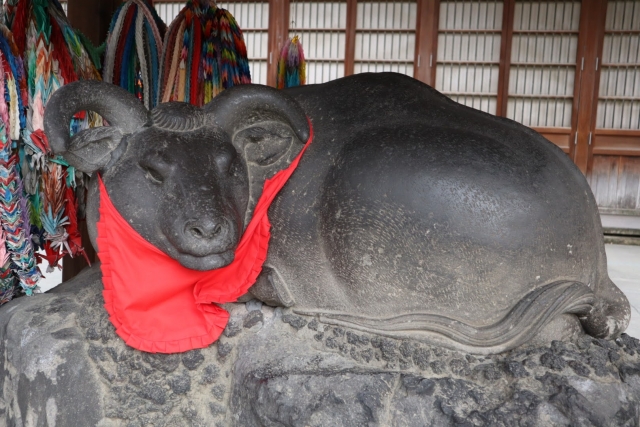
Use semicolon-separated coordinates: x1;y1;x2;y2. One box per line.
184;216;234;248
166;212;240;271
180;214;238;256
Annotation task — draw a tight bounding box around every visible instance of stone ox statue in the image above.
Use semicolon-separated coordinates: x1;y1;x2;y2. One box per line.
44;73;630;354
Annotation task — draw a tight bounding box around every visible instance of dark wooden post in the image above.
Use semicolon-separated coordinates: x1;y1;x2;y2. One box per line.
414;0;440;86
67;0;121;46
62;0;120;281
495;0;515;118
343;0;357;77
572;0;607;174
266;0;290;87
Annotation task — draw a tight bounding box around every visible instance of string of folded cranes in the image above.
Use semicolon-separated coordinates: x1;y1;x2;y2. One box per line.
0;0;306;304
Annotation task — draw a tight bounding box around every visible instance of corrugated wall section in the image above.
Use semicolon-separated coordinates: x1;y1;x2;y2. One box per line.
506;1;580;128
355;1;416;76
435;0;503;115
289;1;347;84
597;0;640;130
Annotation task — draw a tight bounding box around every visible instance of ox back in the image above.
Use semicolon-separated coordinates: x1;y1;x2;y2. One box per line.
251;73;617;353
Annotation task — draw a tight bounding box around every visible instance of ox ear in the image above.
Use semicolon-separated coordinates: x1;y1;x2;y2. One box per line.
59;126;125;174
233;120;304;168
233;121;306;225
204;85;309;222
44;80;149;174
203;85;309;164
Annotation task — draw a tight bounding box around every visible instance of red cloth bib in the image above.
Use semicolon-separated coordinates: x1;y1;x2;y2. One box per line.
97;122;313;353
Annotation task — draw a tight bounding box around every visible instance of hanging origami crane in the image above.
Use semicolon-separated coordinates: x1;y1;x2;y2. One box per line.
0;18;41;300
9;0;102;283
159;0;251;106
277;35;306;89
103;0;166;109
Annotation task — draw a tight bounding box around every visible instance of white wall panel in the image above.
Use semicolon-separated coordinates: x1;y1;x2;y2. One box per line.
436;0;503;114
506;1;581;128
597;0;640;130
290;1;346;84
354;2;416;78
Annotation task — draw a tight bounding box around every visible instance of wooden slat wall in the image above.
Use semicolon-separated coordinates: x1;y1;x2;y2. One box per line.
288;1;347;83
596;1;640;131
434;0;504;114
507;0;581;156
220;1;270;85
58;0;640;219
590;156;640;212
589;0;640;214
354;1;417;76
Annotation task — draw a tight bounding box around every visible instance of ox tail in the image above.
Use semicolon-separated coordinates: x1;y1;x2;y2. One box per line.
294;280;595;354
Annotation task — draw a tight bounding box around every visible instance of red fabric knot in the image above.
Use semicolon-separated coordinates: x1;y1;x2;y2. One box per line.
97;119;313;353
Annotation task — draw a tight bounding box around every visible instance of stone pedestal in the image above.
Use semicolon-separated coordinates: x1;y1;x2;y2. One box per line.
1;266;639;426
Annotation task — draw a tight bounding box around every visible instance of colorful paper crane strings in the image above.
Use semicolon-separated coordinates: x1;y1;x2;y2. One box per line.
0;0;105;303
277;35;306;89
0;19;40;299
159;0;251;107
0;0;254;305
103;0;166;109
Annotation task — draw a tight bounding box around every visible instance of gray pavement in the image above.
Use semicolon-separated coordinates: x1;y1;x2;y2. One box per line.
607;244;640;338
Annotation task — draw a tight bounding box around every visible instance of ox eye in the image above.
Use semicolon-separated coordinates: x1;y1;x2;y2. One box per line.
228;158;242;177
145;167;164;184
140;164;164;184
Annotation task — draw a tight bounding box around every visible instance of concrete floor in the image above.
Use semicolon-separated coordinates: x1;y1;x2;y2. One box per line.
606;244;640;338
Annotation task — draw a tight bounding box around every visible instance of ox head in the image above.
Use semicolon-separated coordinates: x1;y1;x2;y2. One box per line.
44;81;309;270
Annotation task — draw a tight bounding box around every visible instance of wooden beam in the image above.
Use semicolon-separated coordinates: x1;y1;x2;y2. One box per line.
414;0;439;86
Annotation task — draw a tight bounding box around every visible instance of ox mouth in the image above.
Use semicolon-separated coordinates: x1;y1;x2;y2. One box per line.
173;249;236;271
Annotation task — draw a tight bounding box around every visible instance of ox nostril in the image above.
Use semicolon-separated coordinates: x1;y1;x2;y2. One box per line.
186;219;226;240
190;227;204;238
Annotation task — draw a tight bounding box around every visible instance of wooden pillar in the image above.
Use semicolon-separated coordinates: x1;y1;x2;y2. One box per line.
414;0;439;86
583;0;608;177
572;0;607;174
495;0;515;118
67;0;121;46
267;0;290;87
344;0;357;77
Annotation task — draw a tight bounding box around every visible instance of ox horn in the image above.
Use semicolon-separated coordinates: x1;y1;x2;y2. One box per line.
44;80;150;157
203;84;309;146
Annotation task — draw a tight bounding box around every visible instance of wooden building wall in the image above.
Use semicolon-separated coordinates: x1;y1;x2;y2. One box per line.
61;0;640;219
56;0;639;280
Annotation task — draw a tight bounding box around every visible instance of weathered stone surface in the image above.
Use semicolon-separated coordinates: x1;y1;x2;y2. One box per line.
1;266;640;426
